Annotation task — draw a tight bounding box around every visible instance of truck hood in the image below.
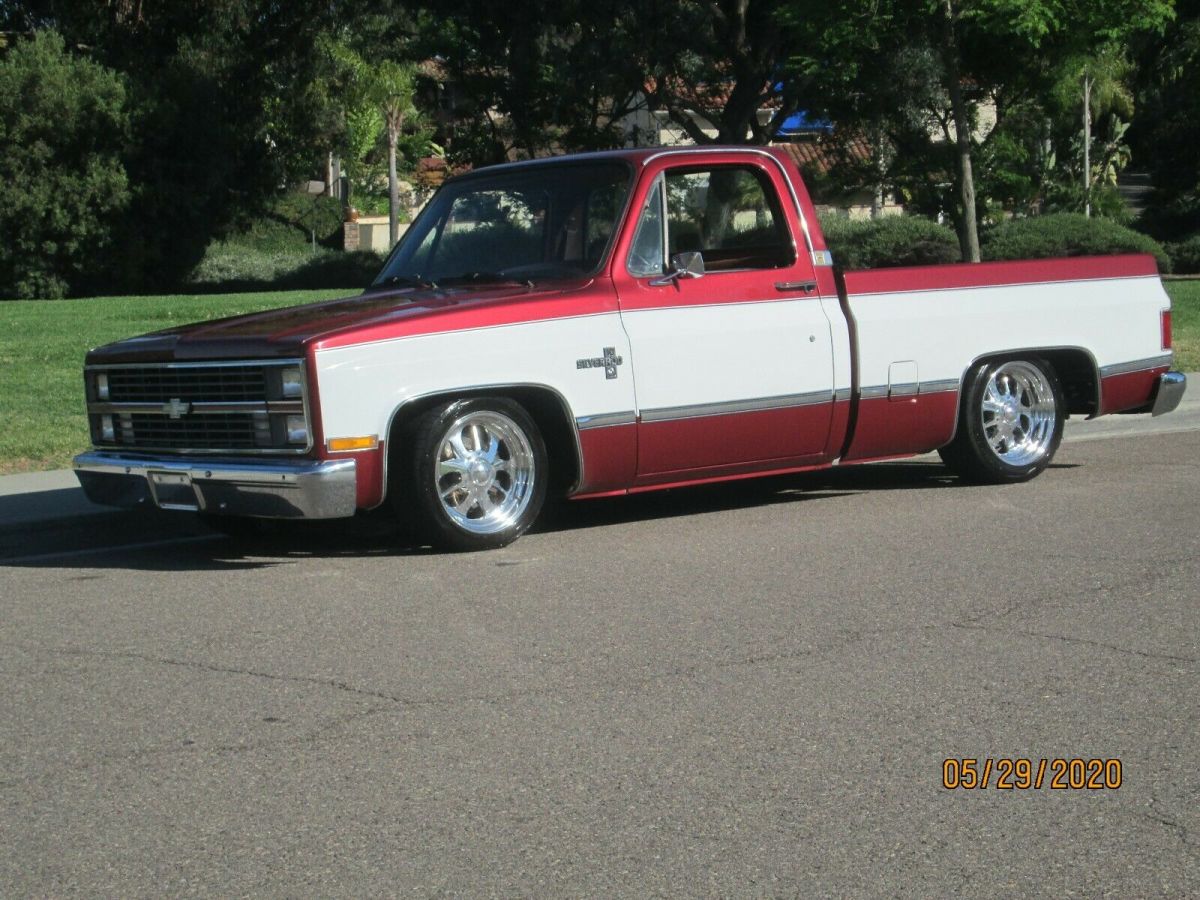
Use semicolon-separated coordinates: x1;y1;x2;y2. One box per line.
85;279;593;364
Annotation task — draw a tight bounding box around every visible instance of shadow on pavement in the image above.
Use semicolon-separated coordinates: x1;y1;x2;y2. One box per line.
0;459;1026;571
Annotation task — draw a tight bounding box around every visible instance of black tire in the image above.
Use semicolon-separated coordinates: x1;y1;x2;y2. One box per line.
394;397;547;551
938;357;1065;484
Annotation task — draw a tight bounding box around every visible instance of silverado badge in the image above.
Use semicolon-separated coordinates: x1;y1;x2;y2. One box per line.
576;348;624;379
576;347;624;380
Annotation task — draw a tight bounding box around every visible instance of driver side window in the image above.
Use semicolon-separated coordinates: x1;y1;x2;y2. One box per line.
626;165;794;277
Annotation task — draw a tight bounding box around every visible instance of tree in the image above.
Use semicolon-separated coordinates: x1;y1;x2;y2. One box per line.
0;31;131;298
1052;44;1134;217
803;0;1171;260
3;0;349;291
1132;0;1200;238
365;61;419;245
638;0;809;145
408;0;649;162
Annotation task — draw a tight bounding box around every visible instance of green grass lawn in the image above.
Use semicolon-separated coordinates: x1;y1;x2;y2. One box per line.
0;289;352;474
1168;280;1200;372
0;282;1196;474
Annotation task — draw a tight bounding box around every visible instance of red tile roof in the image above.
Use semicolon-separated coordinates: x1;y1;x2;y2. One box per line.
775;136;874;175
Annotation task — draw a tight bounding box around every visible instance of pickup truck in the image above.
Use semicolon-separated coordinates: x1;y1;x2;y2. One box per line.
74;146;1187;550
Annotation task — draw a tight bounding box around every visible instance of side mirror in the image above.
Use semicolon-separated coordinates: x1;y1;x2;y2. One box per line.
650;251;705;286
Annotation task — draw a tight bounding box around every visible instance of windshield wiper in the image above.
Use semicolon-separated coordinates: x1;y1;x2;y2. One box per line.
373;274;438;291
435;271;530;286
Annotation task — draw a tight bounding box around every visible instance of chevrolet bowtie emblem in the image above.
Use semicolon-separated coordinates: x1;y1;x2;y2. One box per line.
576;347;624;380
162;398;191;419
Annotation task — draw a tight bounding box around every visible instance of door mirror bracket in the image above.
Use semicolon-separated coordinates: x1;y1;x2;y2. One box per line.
649;251;705;286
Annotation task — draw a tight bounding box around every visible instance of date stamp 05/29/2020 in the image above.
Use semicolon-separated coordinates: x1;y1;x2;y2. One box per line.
942;758;1123;791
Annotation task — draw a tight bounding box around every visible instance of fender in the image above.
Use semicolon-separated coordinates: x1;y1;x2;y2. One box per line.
373;381;585;509
942;345;1101;447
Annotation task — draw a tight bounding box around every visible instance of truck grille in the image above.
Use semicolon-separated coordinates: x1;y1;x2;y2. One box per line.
120;413;264;450
105;366;268;403
85;360;309;455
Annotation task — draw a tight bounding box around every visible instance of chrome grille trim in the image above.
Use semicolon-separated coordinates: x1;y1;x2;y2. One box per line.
85;358;311;455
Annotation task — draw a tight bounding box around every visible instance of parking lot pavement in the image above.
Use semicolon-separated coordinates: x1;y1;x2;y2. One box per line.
1;425;1197;896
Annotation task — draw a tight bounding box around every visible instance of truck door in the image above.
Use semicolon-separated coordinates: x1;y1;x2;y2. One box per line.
612;155;835;478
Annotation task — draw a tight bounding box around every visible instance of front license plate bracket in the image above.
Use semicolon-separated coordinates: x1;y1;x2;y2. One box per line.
147;471;201;511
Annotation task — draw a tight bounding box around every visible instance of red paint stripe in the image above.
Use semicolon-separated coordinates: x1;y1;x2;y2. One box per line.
1100;366;1168;415
636;403;834;476
825;398;852;459
841;392;959;462
626;460;833;494
576;424;638;494
843;254;1159;297
314;285;619;350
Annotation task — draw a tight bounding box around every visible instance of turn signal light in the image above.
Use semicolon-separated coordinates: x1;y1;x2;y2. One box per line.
326;435;379;453
1162;309;1172;350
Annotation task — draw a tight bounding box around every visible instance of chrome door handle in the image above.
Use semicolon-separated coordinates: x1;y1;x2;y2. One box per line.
776;280;817;294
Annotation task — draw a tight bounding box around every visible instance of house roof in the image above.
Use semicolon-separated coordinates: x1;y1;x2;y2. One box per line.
775;136;874;176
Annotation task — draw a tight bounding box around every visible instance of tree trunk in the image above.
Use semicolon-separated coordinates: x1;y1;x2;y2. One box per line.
871;129;886;219
1083;74;1092;218
388;128;399;246
941;0;980;263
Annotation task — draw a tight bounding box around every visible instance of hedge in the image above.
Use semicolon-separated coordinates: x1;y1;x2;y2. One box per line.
1166;234;1200;275
981;213;1172;272
818;214;960;270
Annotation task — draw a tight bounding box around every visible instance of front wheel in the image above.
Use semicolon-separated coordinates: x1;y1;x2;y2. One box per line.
397;398;547;551
938;358;1065;483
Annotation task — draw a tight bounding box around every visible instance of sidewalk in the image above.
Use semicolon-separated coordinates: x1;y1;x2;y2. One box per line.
2;375;1195;531
0;468;110;528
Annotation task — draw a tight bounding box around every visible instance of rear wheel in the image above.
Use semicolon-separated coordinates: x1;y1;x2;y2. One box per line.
939;358;1064;483
396;398;547;551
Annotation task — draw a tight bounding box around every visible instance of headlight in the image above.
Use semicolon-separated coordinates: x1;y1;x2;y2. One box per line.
286;415;308;445
100;415;115;442
96;373;110;400
281;367;304;399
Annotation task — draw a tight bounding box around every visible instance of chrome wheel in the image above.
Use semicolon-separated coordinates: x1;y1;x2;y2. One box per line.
979;361;1058;468
433;410;537;536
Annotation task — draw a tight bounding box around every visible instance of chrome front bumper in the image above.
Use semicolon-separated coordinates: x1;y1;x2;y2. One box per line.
73;452;357;519
1151;371;1187;417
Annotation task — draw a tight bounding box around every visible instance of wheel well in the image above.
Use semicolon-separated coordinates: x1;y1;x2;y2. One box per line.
385;387;581;497
969;348;1099;417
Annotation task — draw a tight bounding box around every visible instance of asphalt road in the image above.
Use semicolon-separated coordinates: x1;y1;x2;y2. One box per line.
1;428;1197;896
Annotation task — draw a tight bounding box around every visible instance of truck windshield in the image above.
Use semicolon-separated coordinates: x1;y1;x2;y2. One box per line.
372;161;633;289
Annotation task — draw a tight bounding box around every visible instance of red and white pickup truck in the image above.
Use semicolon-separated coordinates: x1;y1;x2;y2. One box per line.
74;146;1186;549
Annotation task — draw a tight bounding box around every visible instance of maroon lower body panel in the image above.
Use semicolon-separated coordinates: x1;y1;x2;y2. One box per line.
841;391;959;462
575;424;638;495
636;403;834;477
1100;366;1169;415
573;402;840;497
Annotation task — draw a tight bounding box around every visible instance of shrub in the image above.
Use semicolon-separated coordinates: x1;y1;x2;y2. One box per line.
272;193;346;247
818;214;960;269
1166;233;1200;275
187;240;382;293
275;251;386;290
0;31;131;298
981;214;1171;272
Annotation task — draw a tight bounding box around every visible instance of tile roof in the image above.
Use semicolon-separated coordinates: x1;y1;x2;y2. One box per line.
774;136;875;175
